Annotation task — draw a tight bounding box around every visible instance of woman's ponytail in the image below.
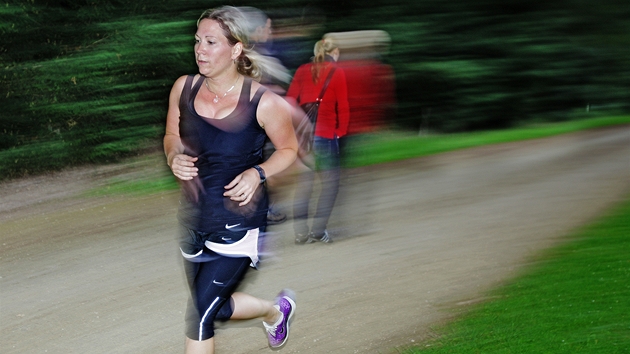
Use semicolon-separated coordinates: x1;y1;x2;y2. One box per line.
310;36;337;83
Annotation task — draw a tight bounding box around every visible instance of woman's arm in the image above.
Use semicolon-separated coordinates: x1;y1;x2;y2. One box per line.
257;89;299;177
164;75;198;181
224;87;298;206
334;69;350;138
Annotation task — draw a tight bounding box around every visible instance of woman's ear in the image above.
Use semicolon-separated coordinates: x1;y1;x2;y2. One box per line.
232;43;243;60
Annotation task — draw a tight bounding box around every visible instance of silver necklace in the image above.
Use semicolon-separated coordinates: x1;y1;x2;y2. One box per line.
205;76;239;103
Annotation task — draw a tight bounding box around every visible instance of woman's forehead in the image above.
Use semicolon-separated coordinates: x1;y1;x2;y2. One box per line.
196;18;224;36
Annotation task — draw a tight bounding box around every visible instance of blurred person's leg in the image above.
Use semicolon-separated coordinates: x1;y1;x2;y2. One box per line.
311;136;340;241
293;165;315;243
336;133;377;238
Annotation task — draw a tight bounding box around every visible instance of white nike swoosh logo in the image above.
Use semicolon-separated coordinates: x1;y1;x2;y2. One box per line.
213;280;224;285
225;223;241;229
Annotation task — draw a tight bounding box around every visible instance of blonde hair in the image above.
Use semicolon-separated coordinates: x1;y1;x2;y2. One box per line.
198;6;264;80
311;34;338;83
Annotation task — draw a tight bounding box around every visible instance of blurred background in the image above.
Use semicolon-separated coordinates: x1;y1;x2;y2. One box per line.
2;0;629;180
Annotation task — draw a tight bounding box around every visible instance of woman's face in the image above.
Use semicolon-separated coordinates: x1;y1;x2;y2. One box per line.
195;19;241;78
331;47;340;61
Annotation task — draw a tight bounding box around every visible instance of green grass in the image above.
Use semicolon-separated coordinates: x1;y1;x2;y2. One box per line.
402;197;630;354
86;115;630;196
82;174;178;197
344;115;630;168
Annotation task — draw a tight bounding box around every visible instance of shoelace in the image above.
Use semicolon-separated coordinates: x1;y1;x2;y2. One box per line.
264;308;284;336
264;323;277;336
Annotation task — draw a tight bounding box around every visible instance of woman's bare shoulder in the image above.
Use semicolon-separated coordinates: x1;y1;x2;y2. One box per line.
255;85;292;122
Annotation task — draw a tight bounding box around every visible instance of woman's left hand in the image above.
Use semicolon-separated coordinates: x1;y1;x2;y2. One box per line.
224;168;261;206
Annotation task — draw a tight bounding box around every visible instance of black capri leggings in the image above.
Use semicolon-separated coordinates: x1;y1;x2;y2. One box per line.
183;248;252;341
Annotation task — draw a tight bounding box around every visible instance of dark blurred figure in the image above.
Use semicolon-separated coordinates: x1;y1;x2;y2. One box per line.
239;6;291;95
240;6;292;225
331;30;397;239
268;8;325;72
286;34;350;244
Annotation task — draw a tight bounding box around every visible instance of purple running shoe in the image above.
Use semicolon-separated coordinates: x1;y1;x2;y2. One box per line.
263;289;296;348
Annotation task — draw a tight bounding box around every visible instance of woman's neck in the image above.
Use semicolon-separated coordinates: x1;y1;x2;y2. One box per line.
205;73;241;94
203;74;241;103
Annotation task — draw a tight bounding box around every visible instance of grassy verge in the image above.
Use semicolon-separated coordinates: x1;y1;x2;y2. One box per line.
87;115;630;196
345;115;630;168
402;196;630;354
82;174;178;197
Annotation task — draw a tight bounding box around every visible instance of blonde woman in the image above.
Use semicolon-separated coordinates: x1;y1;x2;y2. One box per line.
286;35;350;244
163;6;298;353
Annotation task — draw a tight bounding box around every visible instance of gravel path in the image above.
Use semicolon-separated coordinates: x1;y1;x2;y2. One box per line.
1;125;629;353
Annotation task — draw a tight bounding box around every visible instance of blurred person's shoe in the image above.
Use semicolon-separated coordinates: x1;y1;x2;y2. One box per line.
267;209;287;225
263;289;296;348
294;232;309;245
308;230;333;243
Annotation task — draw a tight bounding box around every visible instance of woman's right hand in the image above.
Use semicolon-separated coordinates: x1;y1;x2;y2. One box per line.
168;154;198;180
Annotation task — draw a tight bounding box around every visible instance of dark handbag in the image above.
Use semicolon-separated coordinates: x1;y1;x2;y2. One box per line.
296;68;336;156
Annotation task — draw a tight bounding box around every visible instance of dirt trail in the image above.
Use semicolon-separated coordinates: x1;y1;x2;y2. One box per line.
1;126;629;353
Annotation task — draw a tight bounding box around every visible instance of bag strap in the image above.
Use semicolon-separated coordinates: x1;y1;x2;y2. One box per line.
306;67;337;136
316;67;336;103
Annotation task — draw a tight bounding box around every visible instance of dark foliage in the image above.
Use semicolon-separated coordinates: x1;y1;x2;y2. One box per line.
1;0;629;179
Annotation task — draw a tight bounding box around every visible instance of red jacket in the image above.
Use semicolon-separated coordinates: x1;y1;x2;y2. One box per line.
287;62;350;139
338;59;396;135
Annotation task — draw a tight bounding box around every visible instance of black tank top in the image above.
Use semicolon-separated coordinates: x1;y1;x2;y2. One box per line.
177;75;269;233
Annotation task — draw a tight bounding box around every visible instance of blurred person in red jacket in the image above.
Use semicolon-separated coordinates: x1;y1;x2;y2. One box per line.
286;34;350;244
334;30;396;165
331;30;397;240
